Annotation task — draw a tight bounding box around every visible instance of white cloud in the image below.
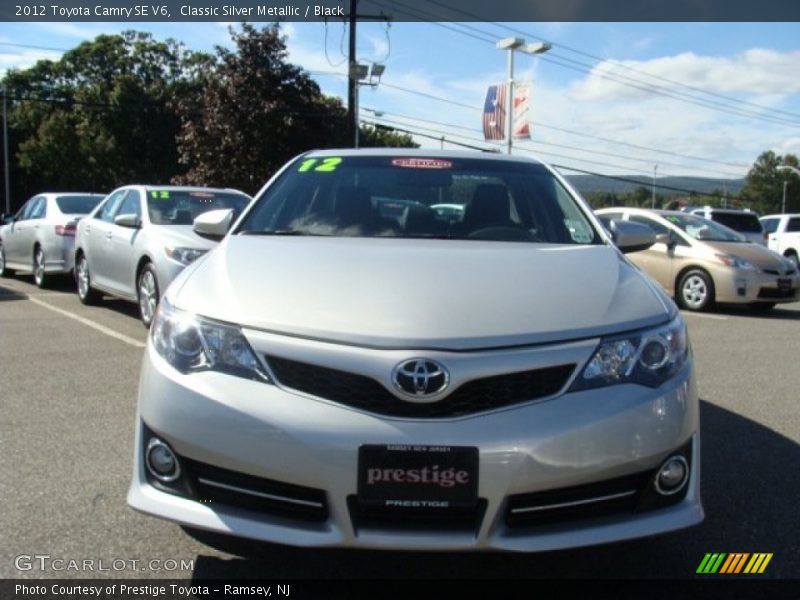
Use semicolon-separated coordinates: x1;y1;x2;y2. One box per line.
0;49;63;75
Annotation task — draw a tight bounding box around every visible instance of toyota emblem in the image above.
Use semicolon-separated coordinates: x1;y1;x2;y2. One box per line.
391;358;449;400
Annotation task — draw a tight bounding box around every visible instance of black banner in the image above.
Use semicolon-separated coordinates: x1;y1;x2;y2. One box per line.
2;0;800;23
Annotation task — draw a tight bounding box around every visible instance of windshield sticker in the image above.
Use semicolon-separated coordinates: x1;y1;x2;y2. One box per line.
297;157;343;173
190;192;215;199
391;158;453;169
150;191;170;199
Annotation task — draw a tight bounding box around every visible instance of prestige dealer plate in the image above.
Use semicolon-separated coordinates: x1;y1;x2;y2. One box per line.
358;445;479;509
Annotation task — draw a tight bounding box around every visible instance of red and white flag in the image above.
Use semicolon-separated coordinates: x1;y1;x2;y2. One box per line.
512;83;531;139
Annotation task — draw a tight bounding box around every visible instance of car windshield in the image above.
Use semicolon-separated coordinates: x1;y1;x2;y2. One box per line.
664;213;748;242
56;195;102;214
236;155;599;244
146;190;250;225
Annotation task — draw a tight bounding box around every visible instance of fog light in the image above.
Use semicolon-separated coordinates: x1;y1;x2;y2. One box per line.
146;437;181;482
736;278;747;296
654;455;689;495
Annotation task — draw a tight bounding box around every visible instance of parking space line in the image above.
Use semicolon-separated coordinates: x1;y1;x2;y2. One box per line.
680;311;728;321
27;296;147;348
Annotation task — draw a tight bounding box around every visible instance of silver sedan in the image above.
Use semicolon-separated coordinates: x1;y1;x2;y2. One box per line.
0;193;104;288
73;185;251;326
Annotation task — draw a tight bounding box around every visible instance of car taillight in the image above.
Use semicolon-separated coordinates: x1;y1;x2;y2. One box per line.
55;224;77;237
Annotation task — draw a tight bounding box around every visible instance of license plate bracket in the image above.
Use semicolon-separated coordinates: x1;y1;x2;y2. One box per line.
777;278;791;292
358;445;478;509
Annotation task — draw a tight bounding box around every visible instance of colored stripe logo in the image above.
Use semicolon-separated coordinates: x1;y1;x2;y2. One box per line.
697;553;773;574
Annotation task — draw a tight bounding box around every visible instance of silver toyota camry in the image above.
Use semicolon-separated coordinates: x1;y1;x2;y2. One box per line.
128;150;702;551
74;185;251;326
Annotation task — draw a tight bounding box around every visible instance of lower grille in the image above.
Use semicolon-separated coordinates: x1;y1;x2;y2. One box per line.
348;496;488;534
181;456;329;523
266;355;575;418
758;287;796;299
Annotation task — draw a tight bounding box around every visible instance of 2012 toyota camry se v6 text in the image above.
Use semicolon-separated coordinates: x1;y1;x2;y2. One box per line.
127;149;703;552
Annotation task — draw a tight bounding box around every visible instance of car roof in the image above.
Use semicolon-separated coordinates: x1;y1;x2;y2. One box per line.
301;148;545;165
761;213;800;219
121;185;250;196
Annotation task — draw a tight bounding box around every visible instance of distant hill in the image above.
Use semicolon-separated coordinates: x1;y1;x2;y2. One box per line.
565;174;746;197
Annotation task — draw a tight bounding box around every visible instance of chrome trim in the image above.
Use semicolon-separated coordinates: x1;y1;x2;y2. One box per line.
509;490;637;514
654;455;690;496
196;477;325;509
145;437;181;483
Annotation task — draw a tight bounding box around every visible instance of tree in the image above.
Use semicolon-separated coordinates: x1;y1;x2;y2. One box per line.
740;150;800;214
2;31;212;209
173;24;416;195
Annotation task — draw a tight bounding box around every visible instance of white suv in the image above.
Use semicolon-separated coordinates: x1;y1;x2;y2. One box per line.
687;207;766;245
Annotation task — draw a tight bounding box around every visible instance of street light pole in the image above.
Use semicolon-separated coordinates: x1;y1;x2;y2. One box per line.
496;38;551;155
776;165;800;214
652;165;658;208
2;87;9;215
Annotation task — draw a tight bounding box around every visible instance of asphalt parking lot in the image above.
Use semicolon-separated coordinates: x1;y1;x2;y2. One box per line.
1;274;799;580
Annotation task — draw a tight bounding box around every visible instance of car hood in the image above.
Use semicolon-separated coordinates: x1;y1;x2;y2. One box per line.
702;240;787;269
170;237;673;350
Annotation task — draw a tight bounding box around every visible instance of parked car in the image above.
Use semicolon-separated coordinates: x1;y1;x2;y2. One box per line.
74;185;251;326
128;149;702;552
597;207;798;311
760;213;800;267
685;206;767;245
0;193;104;287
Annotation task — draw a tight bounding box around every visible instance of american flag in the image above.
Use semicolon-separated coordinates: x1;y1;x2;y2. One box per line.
483;84;507;141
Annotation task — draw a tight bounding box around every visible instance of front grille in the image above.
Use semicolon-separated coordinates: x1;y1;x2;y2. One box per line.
348;496;488;534
266;356;575;418
181;456;329;523
758;287;796;299
762;268;796;276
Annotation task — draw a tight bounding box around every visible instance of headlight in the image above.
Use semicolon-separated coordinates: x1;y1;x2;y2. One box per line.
165;246;207;265
570;315;689;390
151;297;270;382
715;253;754;270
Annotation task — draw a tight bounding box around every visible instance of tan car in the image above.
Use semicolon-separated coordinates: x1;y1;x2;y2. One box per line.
596;208;799;311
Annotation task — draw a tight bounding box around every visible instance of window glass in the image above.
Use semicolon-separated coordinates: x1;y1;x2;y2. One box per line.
116;191;141;219
56;195;103;215
629;215;670;236
710;212;762;233
15;198;36;221
146;189;250;225
238;156;600;245
98;190;129;223
663;213;747;242
760;218;778;234
28;197;46;219
786;218;800;233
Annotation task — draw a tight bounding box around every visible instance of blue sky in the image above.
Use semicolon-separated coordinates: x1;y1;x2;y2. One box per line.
1;21;799;184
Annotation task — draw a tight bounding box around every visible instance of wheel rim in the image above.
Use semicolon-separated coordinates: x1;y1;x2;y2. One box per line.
34;249;45;285
682;275;708;309
77;257;89;298
139;270;157;324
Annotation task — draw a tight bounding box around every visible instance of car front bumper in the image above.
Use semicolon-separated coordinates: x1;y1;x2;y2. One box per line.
714;268;799;304
128;339;703;552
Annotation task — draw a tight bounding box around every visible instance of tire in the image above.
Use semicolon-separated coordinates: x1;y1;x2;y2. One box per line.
677;269;715;311
75;253;102;305
786;251;799;269
33;246;48;288
137;263;160;328
0;244;15;278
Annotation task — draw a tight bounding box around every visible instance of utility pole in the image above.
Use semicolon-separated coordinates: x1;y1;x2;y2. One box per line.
651;165;658;208
347;0;357;148
2;87;9;215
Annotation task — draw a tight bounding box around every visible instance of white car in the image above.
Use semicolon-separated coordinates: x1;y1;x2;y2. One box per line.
74;185;251;326
128;150;702;552
0;192;104;287
760;213;800;267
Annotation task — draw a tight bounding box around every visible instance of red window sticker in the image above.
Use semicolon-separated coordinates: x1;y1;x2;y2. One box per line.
190;192;215;198
391;158;453;169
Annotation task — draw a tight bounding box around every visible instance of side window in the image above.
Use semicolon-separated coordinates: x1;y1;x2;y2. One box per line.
787;218;800;233
29;197;47;220
99;190;129;223
116;190;141;220
15;199;33;221
629;215;669;236
761;218;779;234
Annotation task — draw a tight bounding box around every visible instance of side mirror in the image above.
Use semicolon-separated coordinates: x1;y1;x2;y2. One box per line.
193;208;234;240
654;232;674;247
1;213;14;224
114;213;141;228
608;219;656;254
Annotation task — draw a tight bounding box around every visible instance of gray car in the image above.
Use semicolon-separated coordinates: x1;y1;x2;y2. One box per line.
0;192;104;287
128;150;702;552
74;185;251;326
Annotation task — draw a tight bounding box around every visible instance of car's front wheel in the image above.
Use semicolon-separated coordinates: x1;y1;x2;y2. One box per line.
75;253;102;305
137;263;160;328
677;269;715;311
0;245;15;278
33;246;48;288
